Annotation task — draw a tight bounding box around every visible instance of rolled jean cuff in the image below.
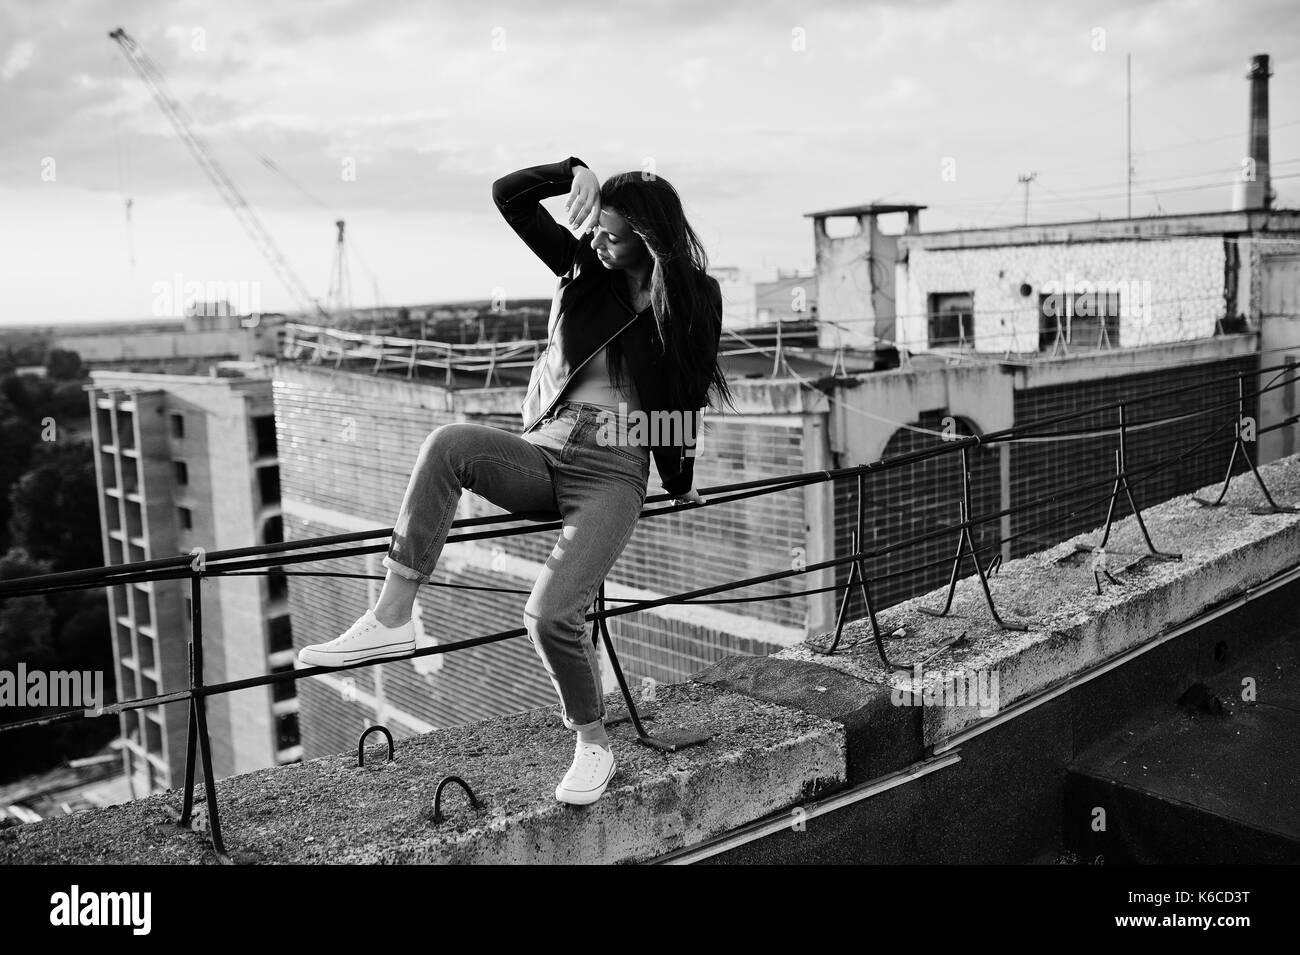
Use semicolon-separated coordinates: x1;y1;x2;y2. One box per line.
383;554;431;585
565;712;606;733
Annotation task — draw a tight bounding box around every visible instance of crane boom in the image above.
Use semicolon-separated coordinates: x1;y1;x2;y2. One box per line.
108;27;331;321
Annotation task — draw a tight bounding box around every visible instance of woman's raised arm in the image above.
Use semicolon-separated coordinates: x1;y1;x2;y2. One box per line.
490;156;592;277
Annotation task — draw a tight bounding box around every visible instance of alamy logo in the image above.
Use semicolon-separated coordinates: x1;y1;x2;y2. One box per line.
0;663;105;715
1039;273;1152;323
150;271;262;318
594;403;702;456
49;885;151;935
890;664;1000;716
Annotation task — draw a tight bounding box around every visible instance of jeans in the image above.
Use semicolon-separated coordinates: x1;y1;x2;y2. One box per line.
383;399;651;730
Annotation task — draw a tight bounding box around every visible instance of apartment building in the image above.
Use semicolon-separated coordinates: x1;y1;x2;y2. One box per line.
87;367;297;796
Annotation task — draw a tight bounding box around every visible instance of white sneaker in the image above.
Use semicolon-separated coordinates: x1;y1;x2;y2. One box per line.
297;609;416;668
555;741;616;806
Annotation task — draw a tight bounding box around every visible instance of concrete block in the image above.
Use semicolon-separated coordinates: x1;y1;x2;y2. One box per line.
0;682;845;865
777;455;1300;747
691;654;921;783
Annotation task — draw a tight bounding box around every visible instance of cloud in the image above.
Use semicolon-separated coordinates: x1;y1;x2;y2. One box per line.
2;0;1296;322
1;38;35;80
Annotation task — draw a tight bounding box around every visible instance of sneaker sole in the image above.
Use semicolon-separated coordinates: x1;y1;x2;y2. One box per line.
297;640;416;668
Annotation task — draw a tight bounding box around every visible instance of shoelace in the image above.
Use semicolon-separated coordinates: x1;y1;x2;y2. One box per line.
572;745;610;781
328;617;376;647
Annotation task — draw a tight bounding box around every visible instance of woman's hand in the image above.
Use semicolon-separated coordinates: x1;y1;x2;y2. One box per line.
672;488;707;506
566;166;601;235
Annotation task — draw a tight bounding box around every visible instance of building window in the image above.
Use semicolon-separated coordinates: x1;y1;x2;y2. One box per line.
270;664;297;703
1038;290;1122;352
173;460;188;486
268;567;288;601
258;465;281;505
177;506;193;530
927;292;974;349
262;515;283;545
253;415;277;457
170;413;185;439
275;712;300;750
269;615;293;654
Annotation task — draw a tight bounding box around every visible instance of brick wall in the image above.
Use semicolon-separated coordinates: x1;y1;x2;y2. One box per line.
834;410;1001;617
1008;354;1258;558
832;356;1258;624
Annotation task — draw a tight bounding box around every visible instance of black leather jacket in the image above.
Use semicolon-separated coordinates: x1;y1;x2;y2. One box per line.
492;156;721;498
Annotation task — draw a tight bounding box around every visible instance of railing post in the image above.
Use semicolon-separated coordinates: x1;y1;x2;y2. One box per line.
594;583;713;752
919;443;1030;631
815;468;891;665
1077;402;1181;589
1192;372;1298;513
178;567;229;860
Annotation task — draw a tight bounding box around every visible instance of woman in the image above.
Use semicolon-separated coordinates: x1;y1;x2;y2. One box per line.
298;155;736;806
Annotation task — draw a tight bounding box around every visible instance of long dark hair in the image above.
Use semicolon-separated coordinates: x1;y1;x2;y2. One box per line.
599;171;738;415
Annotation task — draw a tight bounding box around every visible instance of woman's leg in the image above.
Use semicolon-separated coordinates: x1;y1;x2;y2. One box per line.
524;458;645;736
380;422;559;619
299;422;559;666
533;427;647;805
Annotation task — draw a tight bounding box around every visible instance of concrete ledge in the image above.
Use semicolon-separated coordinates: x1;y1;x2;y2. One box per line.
0;683;845;865
691;656;921;783
736;454;1300;750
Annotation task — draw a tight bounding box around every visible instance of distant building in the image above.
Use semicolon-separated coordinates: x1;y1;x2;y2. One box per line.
709;266;818;329
56;314;286;371
87;368;296;797
893;210;1300;357
804;203;925;353
755;271;818;324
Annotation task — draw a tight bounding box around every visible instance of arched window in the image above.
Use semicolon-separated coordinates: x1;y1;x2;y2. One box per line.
834;411;1001;615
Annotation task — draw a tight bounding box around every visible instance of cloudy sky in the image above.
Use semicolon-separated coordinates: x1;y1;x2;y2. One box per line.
1;0;1297;323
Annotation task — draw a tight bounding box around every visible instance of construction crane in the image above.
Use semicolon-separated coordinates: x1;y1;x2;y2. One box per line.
108;27;331;321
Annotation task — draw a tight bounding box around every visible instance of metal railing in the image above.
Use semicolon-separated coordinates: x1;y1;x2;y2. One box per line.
281;322;547;386
1;362;1297;862
280;320;830;385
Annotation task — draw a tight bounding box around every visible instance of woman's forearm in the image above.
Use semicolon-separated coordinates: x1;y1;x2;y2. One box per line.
490;156;589;276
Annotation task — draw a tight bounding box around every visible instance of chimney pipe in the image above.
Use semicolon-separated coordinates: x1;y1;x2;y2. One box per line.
1231;54;1272;211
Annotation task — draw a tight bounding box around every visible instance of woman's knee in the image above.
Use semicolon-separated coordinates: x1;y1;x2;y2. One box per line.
421;422;477;462
425;421;466;447
523;600;585;639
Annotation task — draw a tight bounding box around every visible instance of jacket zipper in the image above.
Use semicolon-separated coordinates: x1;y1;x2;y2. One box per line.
525;281;646;430
525;310;642;430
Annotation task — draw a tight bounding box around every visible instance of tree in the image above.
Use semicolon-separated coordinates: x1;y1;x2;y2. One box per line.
45;348;84;381
0;416;40;556
0;548;55;666
0;549;117;785
8;438;103;571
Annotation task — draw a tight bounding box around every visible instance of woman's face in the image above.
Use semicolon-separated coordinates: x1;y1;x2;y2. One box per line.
590;208;649;272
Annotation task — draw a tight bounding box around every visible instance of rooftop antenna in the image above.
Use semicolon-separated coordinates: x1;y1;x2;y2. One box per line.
1126;52;1133;218
326;219;352;321
1017;172;1037;225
